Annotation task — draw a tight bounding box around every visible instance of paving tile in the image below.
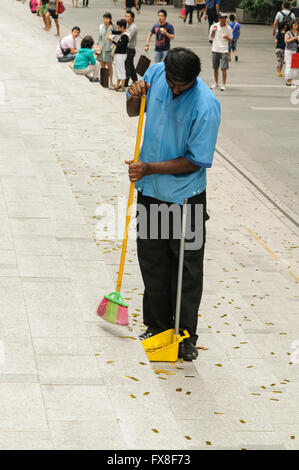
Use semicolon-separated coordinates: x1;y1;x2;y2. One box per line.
22;281;88;338
17;254;68;278
14;237;61;256
0;431;53;450
49;421;125;450
42;385;116;422
36;355;102;385
0;383;48;432
33;337;94;356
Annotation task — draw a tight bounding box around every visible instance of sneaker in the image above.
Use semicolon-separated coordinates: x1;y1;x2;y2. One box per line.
90;78;100;83
116;87;126;92
178;338;199;361
235;56;238;62
220;85;226;91
210;83;219;90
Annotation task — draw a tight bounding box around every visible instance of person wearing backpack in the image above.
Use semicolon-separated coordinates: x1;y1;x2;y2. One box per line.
272;2;295;36
204;0;220;29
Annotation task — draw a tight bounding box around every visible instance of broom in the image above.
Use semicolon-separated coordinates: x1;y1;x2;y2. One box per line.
97;94;147;325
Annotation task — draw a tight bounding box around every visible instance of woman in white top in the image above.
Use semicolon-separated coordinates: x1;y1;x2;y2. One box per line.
284;20;299;85
97;13;116;89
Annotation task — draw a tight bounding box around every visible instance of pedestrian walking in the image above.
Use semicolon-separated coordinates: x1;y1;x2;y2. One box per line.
108;19;129;92
97;13;116;89
272;2;296;36
73;35;101;82
56;26;80;62
124;0;140;13
45;0;60;36
228;13;240;62
145;9;175;63
82;0;89;7
126;47;220;361
72;0;78;7
204;0;220;29
40;0;49;30
125;10;138;87
209;13;232;91
182;0;195;25
275;23;286;76
195;0;206;23
284;20;299;86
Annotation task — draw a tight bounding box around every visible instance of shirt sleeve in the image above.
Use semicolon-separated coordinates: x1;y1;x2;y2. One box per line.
184;100;221;168
168;24;174;34
151;25;156;34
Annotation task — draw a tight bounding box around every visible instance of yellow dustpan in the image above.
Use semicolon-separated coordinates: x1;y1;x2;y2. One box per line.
141;199;190;362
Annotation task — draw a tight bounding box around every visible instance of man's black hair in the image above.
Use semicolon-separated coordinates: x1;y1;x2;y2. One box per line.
117;19;127;29
158;9;167;17
103;12;112;24
229;14;235;21
126;10;135;19
164;47;201;83
72;26;81;32
81;35;94;49
283;2;290;9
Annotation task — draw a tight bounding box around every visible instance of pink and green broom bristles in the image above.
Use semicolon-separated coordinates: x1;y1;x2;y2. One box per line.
97;292;129;326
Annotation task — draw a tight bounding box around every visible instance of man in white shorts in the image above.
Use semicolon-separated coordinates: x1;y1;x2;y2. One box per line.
209;13;232;91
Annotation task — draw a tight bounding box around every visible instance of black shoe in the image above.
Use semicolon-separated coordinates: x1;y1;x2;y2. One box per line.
235;56;238;62
178;338;198;361
139;327;162;341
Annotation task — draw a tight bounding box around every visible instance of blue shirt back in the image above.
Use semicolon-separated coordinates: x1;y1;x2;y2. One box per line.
133;62;221;205
229;21;241;40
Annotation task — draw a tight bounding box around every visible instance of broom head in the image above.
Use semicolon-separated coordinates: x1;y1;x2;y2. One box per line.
97;291;129;326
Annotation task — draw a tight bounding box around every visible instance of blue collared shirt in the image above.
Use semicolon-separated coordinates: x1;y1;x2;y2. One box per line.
132;62;220;204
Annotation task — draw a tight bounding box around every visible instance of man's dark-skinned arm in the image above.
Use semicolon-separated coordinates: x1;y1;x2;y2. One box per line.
125;157;201;182
126;80;201;181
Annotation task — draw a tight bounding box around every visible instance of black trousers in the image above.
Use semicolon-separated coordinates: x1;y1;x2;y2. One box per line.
185;5;194;24
136;192;208;345
125;49;137;87
208;12;218;28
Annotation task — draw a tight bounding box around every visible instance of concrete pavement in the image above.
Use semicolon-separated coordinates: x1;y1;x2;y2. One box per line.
0;0;298;450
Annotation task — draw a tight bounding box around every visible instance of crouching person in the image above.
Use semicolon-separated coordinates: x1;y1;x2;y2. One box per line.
56;26;80;62
73;36;101;82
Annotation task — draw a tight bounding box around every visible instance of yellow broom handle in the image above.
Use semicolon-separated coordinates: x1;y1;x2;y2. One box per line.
116;95;146;293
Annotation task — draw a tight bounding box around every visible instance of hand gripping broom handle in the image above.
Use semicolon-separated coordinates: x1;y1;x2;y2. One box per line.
116;94;147;293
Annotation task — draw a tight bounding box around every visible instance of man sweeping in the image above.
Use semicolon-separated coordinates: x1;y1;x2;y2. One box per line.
126;48;220;361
